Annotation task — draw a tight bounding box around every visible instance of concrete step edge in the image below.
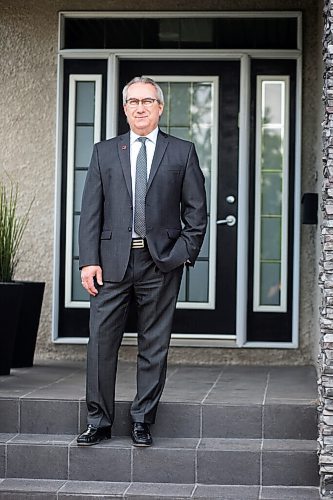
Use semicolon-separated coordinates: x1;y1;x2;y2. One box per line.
0;479;321;499
1;436;319;487
0;398;318;440
0;433;318;450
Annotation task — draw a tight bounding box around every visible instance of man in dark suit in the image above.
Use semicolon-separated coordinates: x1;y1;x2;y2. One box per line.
77;76;207;447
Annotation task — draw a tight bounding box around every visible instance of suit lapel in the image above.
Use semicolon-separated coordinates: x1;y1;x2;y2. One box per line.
147;131;169;192
117;133;132;200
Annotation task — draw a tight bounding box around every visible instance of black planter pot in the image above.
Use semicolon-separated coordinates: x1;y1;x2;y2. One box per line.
0;282;24;375
11;281;45;368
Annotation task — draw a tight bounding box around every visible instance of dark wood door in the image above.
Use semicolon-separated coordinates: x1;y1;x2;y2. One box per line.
119;60;240;336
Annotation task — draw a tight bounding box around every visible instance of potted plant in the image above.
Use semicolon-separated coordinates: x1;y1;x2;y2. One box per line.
0;177;44;374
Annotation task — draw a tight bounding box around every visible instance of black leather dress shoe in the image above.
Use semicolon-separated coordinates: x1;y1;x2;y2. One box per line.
77;424;111;446
131;422;152;447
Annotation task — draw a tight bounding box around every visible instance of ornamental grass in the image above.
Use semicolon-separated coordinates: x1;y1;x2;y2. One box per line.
0;178;33;282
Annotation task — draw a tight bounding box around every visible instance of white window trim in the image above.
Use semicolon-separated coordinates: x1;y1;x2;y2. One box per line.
253;76;290;313
65;74;102;308
236;54;251;347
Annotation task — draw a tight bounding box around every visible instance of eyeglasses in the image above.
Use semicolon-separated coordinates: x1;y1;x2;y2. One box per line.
125;98;160;108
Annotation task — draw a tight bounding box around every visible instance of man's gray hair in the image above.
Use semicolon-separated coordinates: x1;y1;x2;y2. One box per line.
122;76;164;105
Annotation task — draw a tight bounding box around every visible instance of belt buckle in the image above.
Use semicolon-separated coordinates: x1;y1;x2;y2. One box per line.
132;238;145;249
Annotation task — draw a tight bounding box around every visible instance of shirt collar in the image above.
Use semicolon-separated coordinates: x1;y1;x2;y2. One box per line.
130;127;159;145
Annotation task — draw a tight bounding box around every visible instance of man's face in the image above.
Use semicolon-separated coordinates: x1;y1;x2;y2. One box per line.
123;82;164;136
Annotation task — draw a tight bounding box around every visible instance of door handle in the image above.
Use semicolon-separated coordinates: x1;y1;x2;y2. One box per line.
216;215;236;227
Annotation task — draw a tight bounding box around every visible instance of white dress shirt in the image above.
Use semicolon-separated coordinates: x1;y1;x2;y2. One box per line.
130;127;158;238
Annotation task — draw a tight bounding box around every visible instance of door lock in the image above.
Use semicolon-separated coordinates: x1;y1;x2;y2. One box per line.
226;195;235;204
216;215;237;227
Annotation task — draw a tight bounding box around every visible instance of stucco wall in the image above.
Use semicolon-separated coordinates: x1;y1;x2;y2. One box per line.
311;0;324;370
0;0;323;365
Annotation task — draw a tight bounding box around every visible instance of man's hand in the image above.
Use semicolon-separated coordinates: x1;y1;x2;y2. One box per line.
81;266;103;296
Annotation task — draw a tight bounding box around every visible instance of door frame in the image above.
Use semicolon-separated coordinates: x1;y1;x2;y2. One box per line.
53;11;302;348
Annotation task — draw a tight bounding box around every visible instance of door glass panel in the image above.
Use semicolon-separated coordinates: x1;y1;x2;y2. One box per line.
199;218;210;259
169;127;191;141
188;262;209;302
155;77;217;309
169;82;191;125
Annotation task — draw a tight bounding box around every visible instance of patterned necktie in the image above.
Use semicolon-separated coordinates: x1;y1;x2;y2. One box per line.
134;137;148;238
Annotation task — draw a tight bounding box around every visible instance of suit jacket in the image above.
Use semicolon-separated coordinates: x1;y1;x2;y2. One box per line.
79;129;207;282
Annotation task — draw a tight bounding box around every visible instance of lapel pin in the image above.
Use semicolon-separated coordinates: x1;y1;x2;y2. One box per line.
121;145;127;150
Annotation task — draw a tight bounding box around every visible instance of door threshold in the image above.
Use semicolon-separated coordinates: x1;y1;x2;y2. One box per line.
122;334;237;348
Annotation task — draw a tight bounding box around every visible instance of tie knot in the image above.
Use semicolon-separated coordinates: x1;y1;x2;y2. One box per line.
137;137;147;144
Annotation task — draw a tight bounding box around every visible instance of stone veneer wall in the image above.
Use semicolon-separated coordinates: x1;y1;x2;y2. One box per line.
319;0;333;496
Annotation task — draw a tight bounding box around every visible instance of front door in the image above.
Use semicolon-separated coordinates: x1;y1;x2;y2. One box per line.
119;60;240;337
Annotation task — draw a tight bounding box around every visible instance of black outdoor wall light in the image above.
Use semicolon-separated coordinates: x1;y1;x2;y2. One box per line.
301;193;318;224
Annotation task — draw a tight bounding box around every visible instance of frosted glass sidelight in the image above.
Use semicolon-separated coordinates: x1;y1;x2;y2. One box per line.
262;129;283;170
73;214;80;258
263;82;282;124
74;170;87;213
261;217;281;261
260;262;281;306
72;260;89;301
254;77;289;311
204;175;211;207
75;126;94;169
261;172;282;216
76;82;95;123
